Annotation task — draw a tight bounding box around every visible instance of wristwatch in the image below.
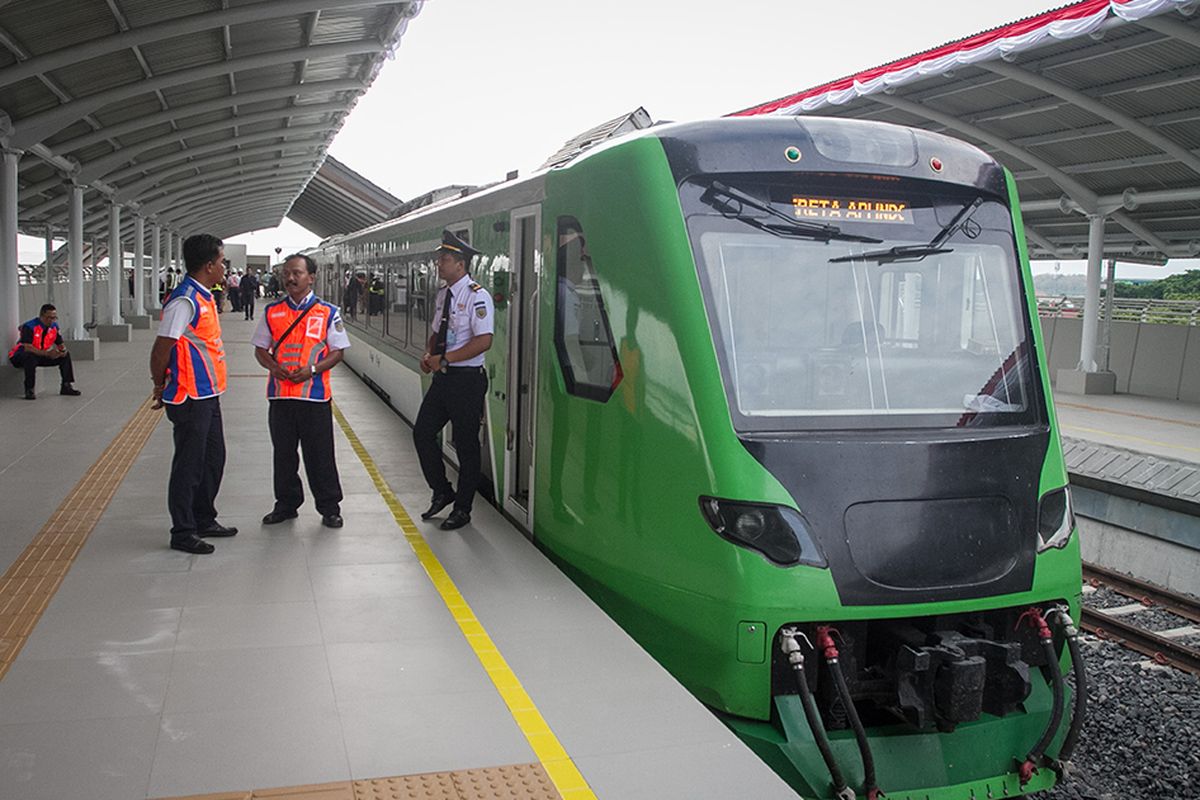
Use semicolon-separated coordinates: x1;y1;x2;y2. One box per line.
439;355;449;372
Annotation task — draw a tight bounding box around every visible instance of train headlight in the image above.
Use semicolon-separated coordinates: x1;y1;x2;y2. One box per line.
700;497;826;567
1036;487;1076;552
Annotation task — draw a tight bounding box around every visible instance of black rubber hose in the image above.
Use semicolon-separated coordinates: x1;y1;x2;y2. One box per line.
792;662;850;796
829;657;878;795
1027;637;1065;762
1058;622;1088;762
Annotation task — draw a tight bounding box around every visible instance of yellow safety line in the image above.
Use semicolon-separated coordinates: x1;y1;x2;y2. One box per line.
332;403;596;800
1057;400;1200;429
0;397;161;681
1061;423;1200;455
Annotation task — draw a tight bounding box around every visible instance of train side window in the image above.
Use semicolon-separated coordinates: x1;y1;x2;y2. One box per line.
554;217;620;402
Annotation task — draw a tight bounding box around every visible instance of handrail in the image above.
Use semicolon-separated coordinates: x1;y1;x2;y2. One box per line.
1037;295;1199;325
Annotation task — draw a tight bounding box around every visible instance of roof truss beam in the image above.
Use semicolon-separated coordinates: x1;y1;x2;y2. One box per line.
979;60;1200;178
0;0;403;90
10;40;384;149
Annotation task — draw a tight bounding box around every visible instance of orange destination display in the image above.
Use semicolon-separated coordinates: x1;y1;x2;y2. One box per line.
792;195;913;224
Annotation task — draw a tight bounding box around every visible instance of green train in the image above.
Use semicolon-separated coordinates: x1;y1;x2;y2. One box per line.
314;117;1086;799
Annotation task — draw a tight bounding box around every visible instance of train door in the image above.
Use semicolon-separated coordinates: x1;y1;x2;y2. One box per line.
503;206;541;529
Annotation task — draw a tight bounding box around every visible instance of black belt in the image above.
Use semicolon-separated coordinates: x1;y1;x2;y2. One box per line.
437;365;485;374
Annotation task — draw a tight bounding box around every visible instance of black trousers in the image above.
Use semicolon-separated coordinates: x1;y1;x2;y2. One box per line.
413;367;487;513
165;397;226;536
11;351;75;392
243;294;255;319
268;399;343;516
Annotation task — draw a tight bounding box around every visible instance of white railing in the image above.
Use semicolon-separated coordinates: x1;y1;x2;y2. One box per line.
1037;296;1200;325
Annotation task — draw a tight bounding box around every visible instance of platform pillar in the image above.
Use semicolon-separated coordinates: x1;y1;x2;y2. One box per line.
65;183;87;340
44;225;54;306
131;214;146;317
0;146;19;359
1057;213;1116;395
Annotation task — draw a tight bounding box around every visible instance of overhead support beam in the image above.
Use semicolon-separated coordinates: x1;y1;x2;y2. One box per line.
980;60;1200;178
0;0;401;91
1136;11;1200;50
10;41;385;149
32;143;323;221
867;94;1184;252
55;103;345;184
45;79;363;158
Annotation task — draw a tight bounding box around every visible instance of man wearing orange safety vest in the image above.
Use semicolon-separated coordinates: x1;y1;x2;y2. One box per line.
8;303;81;400
253;253;349;529
150;234;237;555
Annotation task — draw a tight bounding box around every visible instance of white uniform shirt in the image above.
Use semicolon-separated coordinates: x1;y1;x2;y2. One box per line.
431;274;494;367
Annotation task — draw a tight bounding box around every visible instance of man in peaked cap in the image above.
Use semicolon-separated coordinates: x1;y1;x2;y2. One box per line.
413;229;494;530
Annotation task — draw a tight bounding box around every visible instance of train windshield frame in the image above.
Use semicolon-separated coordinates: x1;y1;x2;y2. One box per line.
680;172;1044;433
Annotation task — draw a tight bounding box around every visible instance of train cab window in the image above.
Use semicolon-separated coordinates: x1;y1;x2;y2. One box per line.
554;217;621;402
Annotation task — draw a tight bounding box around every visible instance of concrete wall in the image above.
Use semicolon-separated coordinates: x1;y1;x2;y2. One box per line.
1041;317;1199;401
1079;517;1200;598
17;282;115;333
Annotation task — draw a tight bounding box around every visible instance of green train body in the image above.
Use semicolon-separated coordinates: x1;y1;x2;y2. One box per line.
316;118;1083;799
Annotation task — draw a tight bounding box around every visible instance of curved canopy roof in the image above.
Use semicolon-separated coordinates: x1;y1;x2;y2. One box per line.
0;0;422;243
734;0;1200;264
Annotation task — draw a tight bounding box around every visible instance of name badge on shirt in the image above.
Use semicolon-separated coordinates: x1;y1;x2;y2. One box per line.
305;316;324;339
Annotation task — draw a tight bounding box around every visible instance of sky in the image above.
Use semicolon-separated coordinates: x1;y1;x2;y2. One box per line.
19;0;1194;281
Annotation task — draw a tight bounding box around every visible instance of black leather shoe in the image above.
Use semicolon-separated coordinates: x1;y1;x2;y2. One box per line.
198;523;238;537
60;384;81;396
262;509;298;524
170;534;215;554
420;492;455;520
440;509;471;530
22;390;34;400
322;514;344;528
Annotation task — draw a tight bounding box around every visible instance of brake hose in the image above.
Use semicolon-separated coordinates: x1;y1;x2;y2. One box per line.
780;629;855;800
817;626;882;800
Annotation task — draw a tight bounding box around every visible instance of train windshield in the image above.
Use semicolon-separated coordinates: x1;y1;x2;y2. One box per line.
681;173;1041;431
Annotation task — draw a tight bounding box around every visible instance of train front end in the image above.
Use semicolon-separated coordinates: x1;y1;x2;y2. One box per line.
657;118;1084;799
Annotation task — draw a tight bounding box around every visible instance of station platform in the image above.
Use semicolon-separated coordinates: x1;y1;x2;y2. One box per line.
0;316;797;800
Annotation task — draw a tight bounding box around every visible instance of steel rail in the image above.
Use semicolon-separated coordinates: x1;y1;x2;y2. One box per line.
1080;607;1200;677
1082;562;1200;624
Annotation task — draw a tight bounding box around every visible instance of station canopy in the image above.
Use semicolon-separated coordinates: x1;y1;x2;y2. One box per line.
733;0;1200;264
0;0;423;242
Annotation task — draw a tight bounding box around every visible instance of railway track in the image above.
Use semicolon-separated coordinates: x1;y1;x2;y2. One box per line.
1080;562;1200;676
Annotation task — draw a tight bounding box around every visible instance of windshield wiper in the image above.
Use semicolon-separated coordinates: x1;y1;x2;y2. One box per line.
700;181;884;244
829;195;984;264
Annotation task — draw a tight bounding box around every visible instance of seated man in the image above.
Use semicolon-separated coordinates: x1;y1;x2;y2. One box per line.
8;304;81;400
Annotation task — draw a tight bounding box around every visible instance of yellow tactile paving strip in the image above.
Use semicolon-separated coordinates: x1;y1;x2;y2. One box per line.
331;403;596;800
0;396;161;681
159;763;560;800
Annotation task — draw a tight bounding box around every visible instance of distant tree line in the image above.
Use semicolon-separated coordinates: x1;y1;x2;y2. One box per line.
1112;269;1200;300
1034;269;1200;300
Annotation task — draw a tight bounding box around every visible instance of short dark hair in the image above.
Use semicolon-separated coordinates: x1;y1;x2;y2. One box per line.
284;253;317;274
183;234;223;273
39;303;56;315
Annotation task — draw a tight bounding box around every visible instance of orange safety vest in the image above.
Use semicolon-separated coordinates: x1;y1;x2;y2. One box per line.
264;297;336;401
8;320;59;360
162;277;227;404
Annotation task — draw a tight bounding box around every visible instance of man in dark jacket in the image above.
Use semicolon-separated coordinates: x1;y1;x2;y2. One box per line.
240;270;260;320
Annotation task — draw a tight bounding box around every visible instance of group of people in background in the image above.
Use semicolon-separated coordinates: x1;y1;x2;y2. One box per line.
159;265;282;315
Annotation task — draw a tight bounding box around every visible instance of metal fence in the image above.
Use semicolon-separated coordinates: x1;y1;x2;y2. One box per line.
1037;296;1200;326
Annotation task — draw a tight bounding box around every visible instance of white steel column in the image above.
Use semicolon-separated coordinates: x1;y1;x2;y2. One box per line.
66;183;86;339
176;233;183;274
151;222;161;310
132;214;145;315
107;201;122;324
0;147;20;359
44;225;54;305
1078;214;1105;373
